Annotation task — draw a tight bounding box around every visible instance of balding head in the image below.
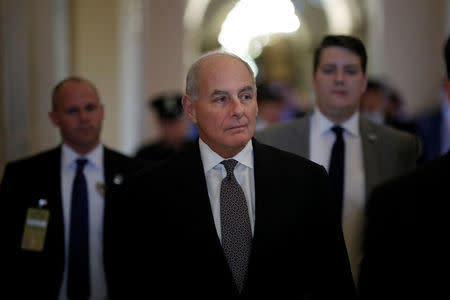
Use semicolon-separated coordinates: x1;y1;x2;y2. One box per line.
51;76;99;110
185;50;255;101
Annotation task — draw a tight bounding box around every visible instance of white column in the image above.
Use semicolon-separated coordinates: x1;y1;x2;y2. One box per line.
0;0;69;177
380;0;446;115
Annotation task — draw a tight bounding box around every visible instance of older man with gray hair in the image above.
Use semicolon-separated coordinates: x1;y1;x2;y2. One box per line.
112;50;356;299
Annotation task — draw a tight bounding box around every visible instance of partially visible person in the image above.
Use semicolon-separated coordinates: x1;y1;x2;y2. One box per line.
360;78;416;133
384;87;417;133
0;76;142;299
272;81;306;122
358;33;450;300
112;50;356;299
360;79;389;125
135;92;193;163
255;81;285;130
256;35;421;289
415;80;450;161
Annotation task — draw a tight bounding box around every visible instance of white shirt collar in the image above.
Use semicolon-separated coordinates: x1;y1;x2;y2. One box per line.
199;138;254;173
313;108;360;138
61;143;104;169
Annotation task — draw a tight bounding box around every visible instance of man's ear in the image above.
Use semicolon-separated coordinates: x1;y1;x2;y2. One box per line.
361;74;369;93
182;94;197;123
49;111;59;127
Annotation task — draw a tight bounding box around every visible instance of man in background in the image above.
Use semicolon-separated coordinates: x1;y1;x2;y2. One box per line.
135;92;193;163
360;78;416;133
256;35;421;288
0;76;142;299
255;81;286;130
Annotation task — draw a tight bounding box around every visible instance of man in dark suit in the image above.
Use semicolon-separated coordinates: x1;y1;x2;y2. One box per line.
0;76;142;299
255;35;420;287
358;34;450;299
114;51;356;299
415;81;450;161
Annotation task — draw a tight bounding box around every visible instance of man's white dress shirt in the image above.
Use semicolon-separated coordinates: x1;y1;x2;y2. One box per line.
199;139;255;242
59;143;107;300
310;109;365;285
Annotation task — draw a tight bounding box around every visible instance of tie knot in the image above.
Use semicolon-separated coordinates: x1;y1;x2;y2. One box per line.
221;159;238;177
76;158;88;171
331;125;344;137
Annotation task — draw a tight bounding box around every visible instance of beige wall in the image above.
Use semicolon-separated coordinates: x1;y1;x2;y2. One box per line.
0;0;66;176
385;0;447;115
70;0;122;150
367;0;447;116
139;0;187;147
28;0;64;151
69;0;188;154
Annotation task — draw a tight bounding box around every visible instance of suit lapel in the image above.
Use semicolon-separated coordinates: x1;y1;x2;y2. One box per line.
281;116;310;158
246;140;282;288
251;139;273;243
189;143;225;248
360;119;381;199
178;143;238;291
103;147;121;198
296;116;311;158
179;142;224;251
43;147;65;277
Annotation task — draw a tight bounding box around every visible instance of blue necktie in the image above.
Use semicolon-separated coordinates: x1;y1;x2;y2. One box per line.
67;158;90;300
329;126;345;218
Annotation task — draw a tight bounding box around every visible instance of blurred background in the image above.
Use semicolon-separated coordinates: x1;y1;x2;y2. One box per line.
1;0;449;175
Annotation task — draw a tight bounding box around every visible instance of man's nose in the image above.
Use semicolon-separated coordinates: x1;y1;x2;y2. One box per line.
79;109;90;120
334;69;344;84
231;97;244;117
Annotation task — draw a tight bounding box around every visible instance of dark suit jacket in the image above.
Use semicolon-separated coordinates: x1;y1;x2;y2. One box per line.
415;108;443;161
112;139;356;299
134;140;194;163
359;151;450;299
0;146;143;299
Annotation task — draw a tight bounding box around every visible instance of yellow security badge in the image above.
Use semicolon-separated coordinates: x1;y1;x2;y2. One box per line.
21;207;50;251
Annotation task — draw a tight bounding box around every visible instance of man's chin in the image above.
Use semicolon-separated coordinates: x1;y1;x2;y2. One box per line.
226;134;252;147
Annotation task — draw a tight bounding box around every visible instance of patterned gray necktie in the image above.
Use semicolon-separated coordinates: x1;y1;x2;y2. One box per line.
220;159;252;293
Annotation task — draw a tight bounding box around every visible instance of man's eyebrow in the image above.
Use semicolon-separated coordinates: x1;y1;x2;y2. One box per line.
239;85;254;93
209;86;254;97
343;64;361;68
210;90;230;97
321;62;359;67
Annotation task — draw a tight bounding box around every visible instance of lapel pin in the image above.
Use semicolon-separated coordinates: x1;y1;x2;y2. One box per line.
368;133;377;143
113;174;124;185
38;199;48;208
96;182;105;197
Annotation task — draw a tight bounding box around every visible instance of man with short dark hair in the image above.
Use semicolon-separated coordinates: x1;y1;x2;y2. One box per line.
256;35;421;287
113;50;356;299
0;76;142;299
